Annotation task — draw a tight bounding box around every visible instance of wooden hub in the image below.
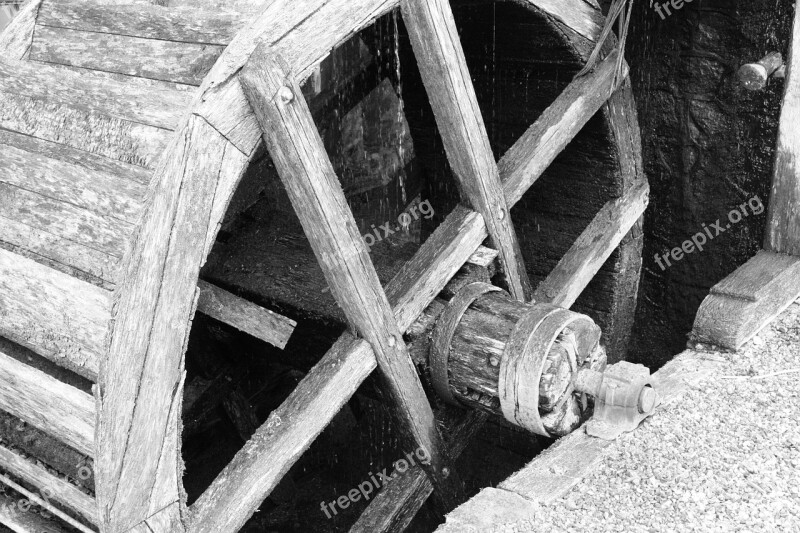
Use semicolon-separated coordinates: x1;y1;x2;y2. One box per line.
429;282;606;437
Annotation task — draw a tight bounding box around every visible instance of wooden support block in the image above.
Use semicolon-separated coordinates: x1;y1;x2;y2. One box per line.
196;280;296;349
0;444;97;525
765;2;800;255
187;336;376;533
401;0;532;301
692;251;800;350
240;47;458;509
0;348;95;457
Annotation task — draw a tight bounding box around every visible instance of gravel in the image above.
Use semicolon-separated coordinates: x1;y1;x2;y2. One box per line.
492;301;800;533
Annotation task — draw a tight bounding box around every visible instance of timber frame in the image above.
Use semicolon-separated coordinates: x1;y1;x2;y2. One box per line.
0;0;647;531
692;4;800;351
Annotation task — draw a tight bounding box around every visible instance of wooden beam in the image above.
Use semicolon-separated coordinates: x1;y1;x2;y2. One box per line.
0;248;110;380
0;0;42;59
187;336;376;533
195;280;296;349
765;2;800;255
499;50;626;207
0;474;93;533
401;0;532;301
96;116;249;532
533;181;649;307
0;444;97;525
0;491;69;533
240;47;458;506
0;348;95;457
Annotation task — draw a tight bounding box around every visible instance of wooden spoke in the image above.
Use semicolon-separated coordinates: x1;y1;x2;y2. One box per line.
401;0;532;302
188;336;376;533
240;47;459;510
499;49;626;207
534;181;649;308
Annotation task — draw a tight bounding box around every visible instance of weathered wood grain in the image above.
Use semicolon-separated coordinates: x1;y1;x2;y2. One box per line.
693;251;800;349
0;444;96;524
0;491;69;533
187;336;377;533
765;1;800;255
0;91;170;168
0;474;93;533
30;26;224;86
0;248;108;378
0;136;146;223
97;116;239;531
402;0;532;301
533;181;649;307
0;0;43;59
196;280;297;349
0;57;192;130
241;47;458;511
0;348;95;456
0;216;119;288
0;182;131;258
499;50;625;207
37;1;244;45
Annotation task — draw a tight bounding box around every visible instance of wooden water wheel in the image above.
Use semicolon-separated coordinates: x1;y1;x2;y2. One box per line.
0;0;646;531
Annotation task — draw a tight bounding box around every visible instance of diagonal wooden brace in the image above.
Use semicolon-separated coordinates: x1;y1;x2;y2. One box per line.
239;47;460;510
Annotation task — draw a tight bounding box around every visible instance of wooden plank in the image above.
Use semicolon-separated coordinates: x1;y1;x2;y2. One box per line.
0;134;146;223
0;182;132;258
196;280;297;349
0;491;69;533
0;248;108;378
693;251;800;349
187;336;377;533
765;1;800;255
0;348;95;456
0;0;43;59
30;26;224;86
0;217;119;288
524;0;603;43
0;91;170;169
0;444;96;524
37;1;244;45
97;116;248;532
533;181;649;307
466;245;499;269
0;474;93;533
496;351;721;504
499;50;625;207
240;47;458;508
401;0;532;301
0;57;192;130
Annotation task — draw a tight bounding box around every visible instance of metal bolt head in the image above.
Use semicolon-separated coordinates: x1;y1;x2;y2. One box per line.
388;335;397;347
488;355;500;367
279;86;294;104
638;386;657;414
498;209;506;220
442;467;451;478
